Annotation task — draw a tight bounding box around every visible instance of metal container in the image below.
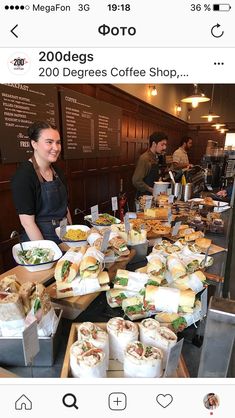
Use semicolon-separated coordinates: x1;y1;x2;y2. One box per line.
0;308;63;367
127;242;148;264
153;181;171;196
198;297;235;377
182;183;192;201
172;183;182;199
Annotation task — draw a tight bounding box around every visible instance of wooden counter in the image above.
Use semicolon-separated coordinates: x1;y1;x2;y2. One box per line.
0;367;18;378
0;265;55;285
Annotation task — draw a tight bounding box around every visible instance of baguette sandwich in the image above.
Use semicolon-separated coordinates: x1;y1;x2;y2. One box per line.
54;246;86;283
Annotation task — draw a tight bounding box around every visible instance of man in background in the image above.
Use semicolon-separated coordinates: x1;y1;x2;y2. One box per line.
172;136;193;170
132;131;168;197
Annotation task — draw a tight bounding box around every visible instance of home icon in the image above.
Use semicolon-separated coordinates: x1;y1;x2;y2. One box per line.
15;395;32;410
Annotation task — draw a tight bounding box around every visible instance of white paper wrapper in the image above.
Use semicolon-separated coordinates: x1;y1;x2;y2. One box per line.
167;255;187;279
25;307;58;337
145;327;177;367
84;246;104;264
77;322;109;369
139;318;161;342
154;287;180;313
109;232;120;241
37;308;59;337
87;232;102;246
72;277;102;295
126;272;149;292
70;341;106;378
146;253;166;264
59;249;84;264
0;318;25;337
107;317;139;363
124;341;163;377
188;273;204;293
182;301;203;327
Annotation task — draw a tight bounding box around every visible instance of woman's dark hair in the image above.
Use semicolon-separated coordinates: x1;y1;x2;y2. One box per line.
28;121;57;141
149;131;168;147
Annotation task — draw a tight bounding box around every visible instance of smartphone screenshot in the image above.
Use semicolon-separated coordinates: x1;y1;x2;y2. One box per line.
0;1;235;417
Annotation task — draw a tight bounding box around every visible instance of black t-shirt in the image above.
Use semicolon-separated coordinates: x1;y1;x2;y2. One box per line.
11;161;67;216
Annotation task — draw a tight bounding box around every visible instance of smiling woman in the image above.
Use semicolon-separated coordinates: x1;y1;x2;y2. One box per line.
11;121;72;244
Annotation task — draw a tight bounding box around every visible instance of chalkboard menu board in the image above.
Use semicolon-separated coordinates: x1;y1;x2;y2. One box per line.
0;84;59;163
60;88;121;158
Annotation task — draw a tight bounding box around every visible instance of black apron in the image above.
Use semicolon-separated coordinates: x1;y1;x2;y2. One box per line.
22;156;68;244
136;160;159;198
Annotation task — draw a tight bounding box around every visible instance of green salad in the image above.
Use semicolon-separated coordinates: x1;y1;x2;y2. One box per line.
17;247;54;265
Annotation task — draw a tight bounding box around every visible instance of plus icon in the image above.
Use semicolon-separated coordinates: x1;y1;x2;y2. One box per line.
108;393;127;410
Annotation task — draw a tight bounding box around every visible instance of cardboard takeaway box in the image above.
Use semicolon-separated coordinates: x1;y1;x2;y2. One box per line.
0;308;63;367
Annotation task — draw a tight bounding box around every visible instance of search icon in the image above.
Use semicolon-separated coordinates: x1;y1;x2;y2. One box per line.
62;393;78;410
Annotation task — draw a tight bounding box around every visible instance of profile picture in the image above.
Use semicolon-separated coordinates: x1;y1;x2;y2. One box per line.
203;393;220;410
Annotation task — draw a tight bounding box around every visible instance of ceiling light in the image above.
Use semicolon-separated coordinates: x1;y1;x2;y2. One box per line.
220;128;229;134
212;123;225;130
181;84;210;108
201;85;220;121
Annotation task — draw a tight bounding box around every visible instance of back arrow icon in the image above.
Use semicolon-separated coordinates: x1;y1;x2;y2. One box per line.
11;24;18;38
211;23;224;38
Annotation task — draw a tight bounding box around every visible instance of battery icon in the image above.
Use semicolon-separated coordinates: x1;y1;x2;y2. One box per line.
213;3;231;11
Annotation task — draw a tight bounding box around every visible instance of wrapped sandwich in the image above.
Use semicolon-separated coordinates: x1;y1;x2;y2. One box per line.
113;269;149;292
124;341;163;378
87;229;103;250
106;288;138;308
80;247;104;279
107;317;138;363
55;246;86;283
166;255;187;280
19;282;51;316
0;292;25;337
144;285;196;314
109;232;130;257
139;318;161;343
122;295;152;320
70;340;106;378
172;271;206;292
56;270;110;299
0;275;21;293
77;322;109;369
146;253;166;283
145;326;177;367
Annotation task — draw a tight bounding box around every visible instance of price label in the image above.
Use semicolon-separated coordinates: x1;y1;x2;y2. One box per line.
100;229;111;253
145;195;153;209
22;320;39;366
171;221;181;236
111;196;118;211
59;218;67;239
91;205;99;222
164;338;184;377
168;194;174;204
124;213;130;233
201;287;208;317
168;209;172;225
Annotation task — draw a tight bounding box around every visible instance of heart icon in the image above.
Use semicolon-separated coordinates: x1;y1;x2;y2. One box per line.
156;394;173;408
